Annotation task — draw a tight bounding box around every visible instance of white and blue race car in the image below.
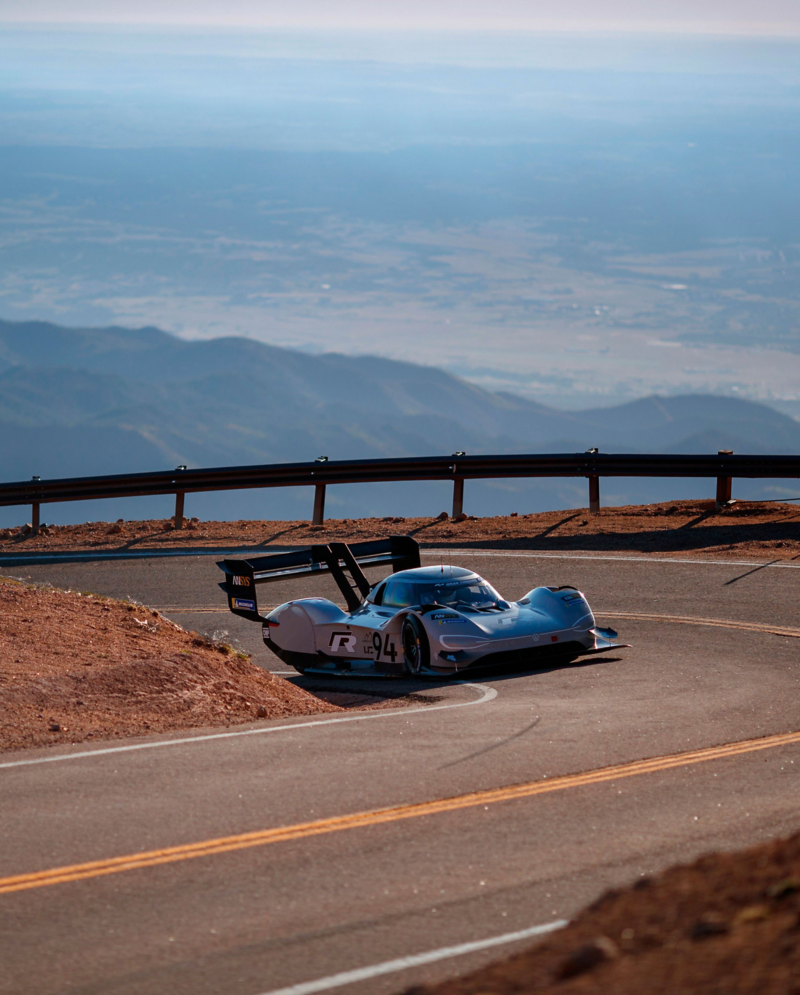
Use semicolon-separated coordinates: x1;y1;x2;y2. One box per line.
218;536;626;677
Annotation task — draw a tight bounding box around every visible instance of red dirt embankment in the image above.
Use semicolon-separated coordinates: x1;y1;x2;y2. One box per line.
405;831;800;995
0;578;341;752
2;501;798;560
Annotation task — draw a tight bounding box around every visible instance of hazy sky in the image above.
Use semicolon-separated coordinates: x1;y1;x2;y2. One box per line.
3;0;800;34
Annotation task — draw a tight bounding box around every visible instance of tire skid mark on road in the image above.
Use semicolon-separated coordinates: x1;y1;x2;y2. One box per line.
3;727;800;897
598;610;800;639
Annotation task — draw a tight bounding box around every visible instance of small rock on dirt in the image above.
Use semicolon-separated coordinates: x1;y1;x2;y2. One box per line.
689;914;729;939
556;937;618;979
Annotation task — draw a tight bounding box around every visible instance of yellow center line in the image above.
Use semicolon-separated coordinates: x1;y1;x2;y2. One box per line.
3;728;800;896
597;610;800;639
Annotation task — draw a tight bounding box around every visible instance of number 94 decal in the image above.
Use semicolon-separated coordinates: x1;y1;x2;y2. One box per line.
369;632;397;663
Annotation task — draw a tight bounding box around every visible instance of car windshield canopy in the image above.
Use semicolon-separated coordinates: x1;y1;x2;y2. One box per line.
382;575;501;610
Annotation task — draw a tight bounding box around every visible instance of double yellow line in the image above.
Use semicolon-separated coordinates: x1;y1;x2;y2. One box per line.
4;727;800;897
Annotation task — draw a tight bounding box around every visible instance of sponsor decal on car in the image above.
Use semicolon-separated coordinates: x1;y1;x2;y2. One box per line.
431;612;460;620
231;575;251;587
233;598;256;610
261;619;280;640
561;593;584;605
329;631;357;653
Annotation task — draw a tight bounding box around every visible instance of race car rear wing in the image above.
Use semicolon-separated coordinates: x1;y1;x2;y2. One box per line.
218;535;420;620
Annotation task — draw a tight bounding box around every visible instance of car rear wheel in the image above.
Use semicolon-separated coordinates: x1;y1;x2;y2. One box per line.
402;615;429;675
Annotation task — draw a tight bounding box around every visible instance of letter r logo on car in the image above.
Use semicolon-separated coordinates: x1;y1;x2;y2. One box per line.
329;631;357;653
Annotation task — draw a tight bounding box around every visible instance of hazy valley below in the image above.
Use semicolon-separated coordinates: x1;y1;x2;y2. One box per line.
1;29;799;412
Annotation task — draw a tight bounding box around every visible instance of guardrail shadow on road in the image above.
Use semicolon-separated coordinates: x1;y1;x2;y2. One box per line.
420;520;800;556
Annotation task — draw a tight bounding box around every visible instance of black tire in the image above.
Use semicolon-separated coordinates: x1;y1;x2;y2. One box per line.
402;615;430;675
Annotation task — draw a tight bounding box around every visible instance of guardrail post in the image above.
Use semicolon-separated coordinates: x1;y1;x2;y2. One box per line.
174;492;185;529
312;483;326;526
588;475;600;514
31;502;40;536
452;477;464;519
715;449;733;509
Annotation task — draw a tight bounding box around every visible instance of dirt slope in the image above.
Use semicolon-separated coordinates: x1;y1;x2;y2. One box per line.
0;578;341;752
404;831;800;995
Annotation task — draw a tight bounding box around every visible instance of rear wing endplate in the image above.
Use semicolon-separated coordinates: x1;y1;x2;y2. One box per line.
217;535;420;620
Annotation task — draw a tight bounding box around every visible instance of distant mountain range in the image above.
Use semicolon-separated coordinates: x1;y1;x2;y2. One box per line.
0;318;798;524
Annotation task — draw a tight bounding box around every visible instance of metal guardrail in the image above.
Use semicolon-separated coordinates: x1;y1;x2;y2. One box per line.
2;452;799;533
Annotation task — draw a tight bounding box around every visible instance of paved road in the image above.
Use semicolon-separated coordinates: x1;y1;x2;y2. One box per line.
2;551;800;995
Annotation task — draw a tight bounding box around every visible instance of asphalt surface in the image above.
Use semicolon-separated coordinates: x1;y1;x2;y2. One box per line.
2;550;800;995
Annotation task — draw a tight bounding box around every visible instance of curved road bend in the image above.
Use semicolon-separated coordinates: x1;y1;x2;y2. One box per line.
1;551;799;995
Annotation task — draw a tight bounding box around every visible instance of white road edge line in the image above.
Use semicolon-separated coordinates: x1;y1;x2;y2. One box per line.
0;683;497;770
422;549;800;568
255;919;567;995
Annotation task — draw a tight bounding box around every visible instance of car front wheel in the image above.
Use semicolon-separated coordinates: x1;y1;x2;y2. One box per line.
402;615;429;675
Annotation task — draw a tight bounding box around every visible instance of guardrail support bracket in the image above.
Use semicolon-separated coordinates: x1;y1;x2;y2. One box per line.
31;502;40;536
313;483;326;526
174;491;185;529
588;475;600;514
715;476;732;510
452;477;464;519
